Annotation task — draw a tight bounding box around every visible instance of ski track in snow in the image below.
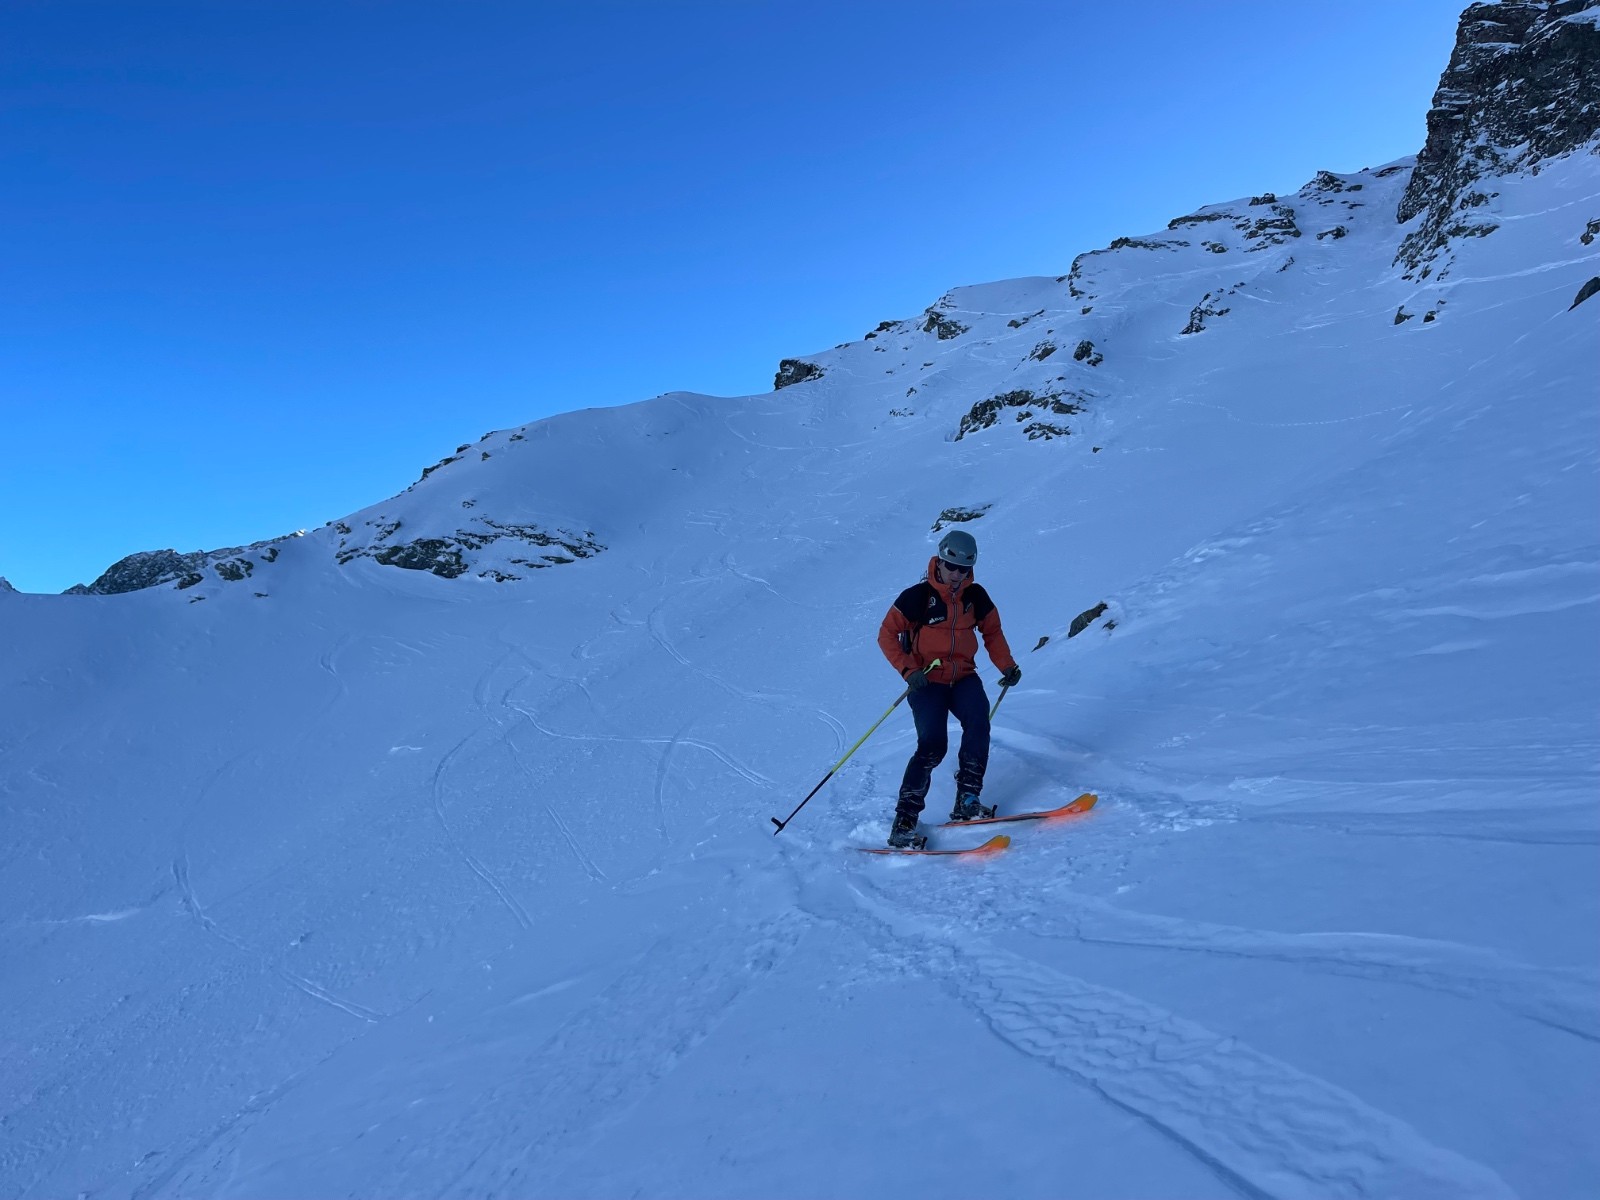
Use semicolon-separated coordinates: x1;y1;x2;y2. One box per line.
127;1059;325;1200
814;878;1517;1200
362;914;809;1197
644;598;790;709
652;717;693;842
464;647;615;882
172;854;383;1024
506;697;774;790
428;734;535;931
1005;898;1600;1044
313;633;351;715
492;682;610;883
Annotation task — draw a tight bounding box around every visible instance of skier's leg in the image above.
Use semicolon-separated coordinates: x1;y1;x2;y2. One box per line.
951;674;992;799
895;682;952;818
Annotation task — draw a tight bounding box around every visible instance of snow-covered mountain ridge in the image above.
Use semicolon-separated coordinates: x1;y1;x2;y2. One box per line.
3;4;1598;1198
51;3;1599;602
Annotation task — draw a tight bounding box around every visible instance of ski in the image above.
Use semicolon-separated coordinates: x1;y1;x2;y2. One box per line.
857;834;1011;858
935;792;1098;828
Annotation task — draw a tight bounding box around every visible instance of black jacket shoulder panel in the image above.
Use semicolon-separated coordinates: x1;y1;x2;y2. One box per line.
893;581;941;624
965;584;996;622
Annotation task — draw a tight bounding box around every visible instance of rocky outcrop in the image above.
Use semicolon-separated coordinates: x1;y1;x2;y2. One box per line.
1397;1;1600;277
955;388;1085;441
334;517;604;581
931;505;991;532
1067;602;1108;638
1107;236;1189;252
1168;211;1234;231
1238;204;1302;250
66;539;291;596
1181;285;1245;335
1572;276;1600;308
0;576;15;594
774;358;825;390
921;309;970;340
1061;252;1095;300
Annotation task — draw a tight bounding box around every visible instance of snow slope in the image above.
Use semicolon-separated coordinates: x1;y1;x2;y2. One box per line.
5;57;1600;1200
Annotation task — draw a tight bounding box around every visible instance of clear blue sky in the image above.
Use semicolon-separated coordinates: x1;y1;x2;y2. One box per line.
1;0;1467;593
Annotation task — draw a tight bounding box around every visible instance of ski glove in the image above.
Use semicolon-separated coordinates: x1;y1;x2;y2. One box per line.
1000;665;1022;688
903;668;929;692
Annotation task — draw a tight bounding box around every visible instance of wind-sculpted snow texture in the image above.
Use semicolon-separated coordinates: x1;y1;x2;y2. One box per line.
5;11;1600;1199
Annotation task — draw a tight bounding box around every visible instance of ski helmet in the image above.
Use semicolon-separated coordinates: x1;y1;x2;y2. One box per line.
937;529;978;567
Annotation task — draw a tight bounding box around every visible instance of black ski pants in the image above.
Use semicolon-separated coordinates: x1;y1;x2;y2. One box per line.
896;673;990;816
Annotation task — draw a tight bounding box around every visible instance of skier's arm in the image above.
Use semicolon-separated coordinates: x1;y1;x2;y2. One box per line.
877;606;920;676
977;607;1017;674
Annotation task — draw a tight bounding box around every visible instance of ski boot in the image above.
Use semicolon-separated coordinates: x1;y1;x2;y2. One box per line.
887;810;926;850
948;793;996;822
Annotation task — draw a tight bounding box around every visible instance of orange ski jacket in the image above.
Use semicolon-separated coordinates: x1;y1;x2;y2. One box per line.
877;558;1018;686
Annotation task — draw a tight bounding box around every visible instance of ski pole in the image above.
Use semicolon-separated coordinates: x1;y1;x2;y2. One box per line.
989;681;1012;721
770;659;941;835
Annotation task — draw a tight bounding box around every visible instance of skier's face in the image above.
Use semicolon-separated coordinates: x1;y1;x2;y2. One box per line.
937;558;970;589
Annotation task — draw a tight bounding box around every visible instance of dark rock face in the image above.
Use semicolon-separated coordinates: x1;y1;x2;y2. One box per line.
1181;285;1244;335
372;539;469;578
1238;205;1302;250
1168;211;1233;230
774;358;825;390
1073;339;1104;366
1107;236;1189;251
955;388;1086;441
0;576;15;593
921;310;970;340
334;518;604;580
1572;276;1600;308
1397;0;1600;276
931;505;991;532
66;540;290;596
1307;171;1361;195
1067;602;1108;638
67;549;205;594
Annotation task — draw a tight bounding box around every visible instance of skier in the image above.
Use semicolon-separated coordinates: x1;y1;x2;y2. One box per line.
876;530;1021;847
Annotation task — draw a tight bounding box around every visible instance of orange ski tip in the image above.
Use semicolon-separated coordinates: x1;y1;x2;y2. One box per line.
1061;792;1098;814
856;832;1012;856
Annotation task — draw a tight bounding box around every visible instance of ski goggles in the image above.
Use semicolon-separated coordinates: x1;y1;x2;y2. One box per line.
938;558;972;576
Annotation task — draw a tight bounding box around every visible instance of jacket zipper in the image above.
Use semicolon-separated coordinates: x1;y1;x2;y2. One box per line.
948;577;960;684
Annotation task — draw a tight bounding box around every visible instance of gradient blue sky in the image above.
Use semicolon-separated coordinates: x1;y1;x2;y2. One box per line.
2;0;1467;593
